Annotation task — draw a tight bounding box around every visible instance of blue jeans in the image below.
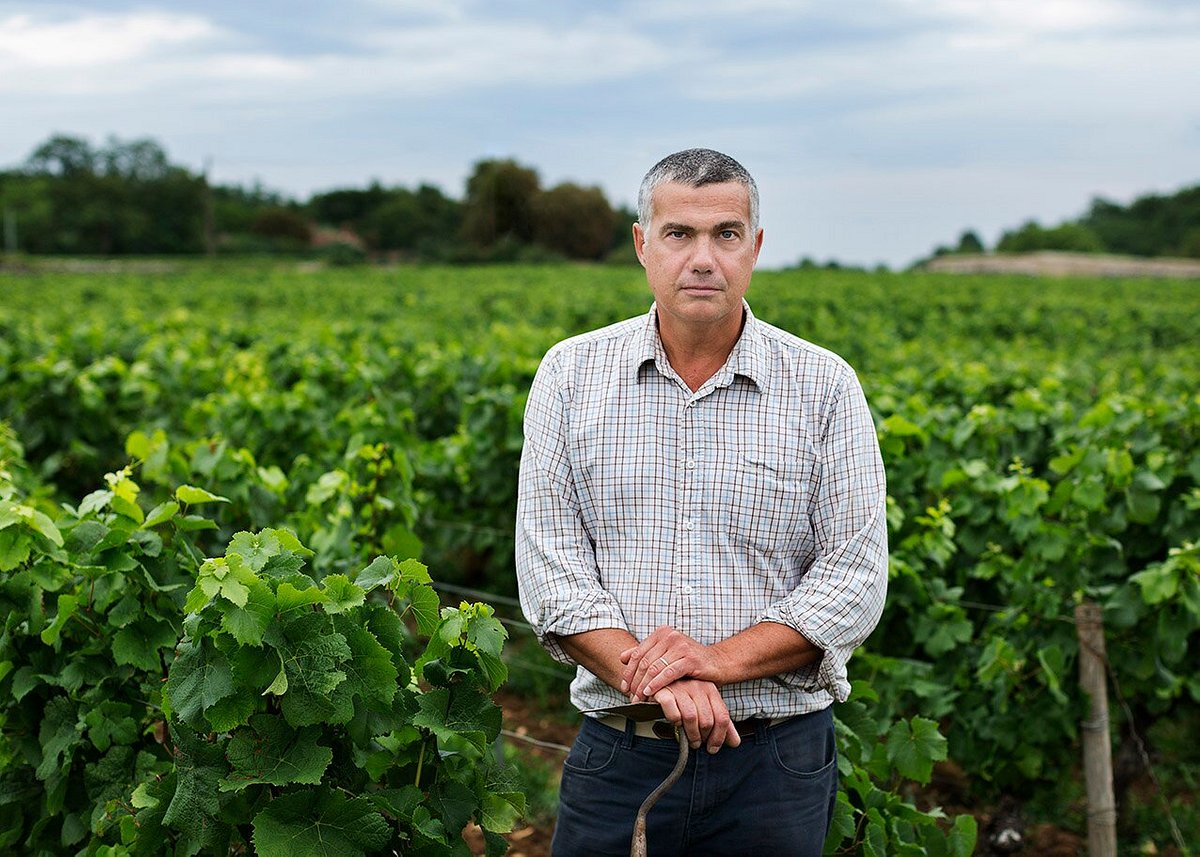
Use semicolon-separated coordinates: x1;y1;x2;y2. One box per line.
552;707;837;857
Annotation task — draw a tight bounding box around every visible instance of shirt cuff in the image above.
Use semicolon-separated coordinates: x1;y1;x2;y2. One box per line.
530;592;630;665
756;608;853;702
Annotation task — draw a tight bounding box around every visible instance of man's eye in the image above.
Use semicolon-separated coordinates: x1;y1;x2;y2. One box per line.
668;231;687;239
720;230;738;240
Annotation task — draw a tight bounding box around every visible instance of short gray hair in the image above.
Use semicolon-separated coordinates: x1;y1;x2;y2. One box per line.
637;148;759;232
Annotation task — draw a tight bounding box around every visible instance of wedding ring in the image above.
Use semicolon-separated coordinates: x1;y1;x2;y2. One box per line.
659;656;671;668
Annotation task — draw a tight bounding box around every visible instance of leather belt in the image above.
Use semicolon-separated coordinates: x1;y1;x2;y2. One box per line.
595;713;793;740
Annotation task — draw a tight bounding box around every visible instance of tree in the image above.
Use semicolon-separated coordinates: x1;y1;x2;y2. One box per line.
996;220;1105;253
460;159;539;248
250;207;312;248
12;134;204;254
532;183;616;260
25;135;97;177
956;230;985;254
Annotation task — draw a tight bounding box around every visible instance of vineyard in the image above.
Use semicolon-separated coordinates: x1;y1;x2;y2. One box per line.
1;260;1197;855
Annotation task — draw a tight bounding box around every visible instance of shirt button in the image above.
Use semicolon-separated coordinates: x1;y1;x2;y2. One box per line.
681;585;694;595
684;520;695;531
685;459;696;470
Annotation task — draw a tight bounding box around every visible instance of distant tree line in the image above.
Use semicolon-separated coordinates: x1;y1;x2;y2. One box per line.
928;184;1200;262
0;134;638;263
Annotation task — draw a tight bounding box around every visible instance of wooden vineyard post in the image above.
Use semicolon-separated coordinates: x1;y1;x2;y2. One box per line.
1075;601;1117;857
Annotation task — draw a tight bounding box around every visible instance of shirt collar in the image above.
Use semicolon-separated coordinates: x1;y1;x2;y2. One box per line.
633;301;769;393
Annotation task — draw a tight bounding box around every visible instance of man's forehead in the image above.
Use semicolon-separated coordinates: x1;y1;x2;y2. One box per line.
651;181;751;222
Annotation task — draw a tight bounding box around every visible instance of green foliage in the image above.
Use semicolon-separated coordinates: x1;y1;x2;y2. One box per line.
1082;185;1200;258
995;219;1105;253
2;262;1198;851
828;680;975;856
460;159;540;248
1;134;206;254
532;182;617;260
0;444;520;854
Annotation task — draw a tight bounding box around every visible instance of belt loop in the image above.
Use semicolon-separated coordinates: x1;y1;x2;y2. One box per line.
753;718;769;745
622;716;637;748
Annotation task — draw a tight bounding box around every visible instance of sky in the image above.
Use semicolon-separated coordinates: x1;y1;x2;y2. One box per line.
1;0;1198;269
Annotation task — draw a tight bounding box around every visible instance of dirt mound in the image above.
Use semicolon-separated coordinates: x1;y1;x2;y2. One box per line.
924;251;1200;279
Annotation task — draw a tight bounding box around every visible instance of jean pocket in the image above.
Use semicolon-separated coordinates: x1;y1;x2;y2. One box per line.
769;714;837;779
562;724;621;775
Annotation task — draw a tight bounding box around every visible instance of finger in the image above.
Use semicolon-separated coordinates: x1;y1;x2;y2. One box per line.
630;644;674;699
681;686;705;744
643;652;698;698
671;690;702;749
621;628;672;690
656;688;681;724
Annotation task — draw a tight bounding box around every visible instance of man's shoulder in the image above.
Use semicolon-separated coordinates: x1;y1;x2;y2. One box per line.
539;313;647;374
750;316;857;383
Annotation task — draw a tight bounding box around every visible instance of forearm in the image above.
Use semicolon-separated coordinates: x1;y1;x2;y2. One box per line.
709;621;822;685
623;621;824;701
557;628;640;691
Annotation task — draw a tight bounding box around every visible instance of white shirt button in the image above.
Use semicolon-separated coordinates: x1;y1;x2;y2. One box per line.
685;459;696;470
684;520;695;531
681;584;694;595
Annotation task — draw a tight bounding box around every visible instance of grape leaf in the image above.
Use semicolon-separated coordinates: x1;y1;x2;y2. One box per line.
331;615;398;708
229;530;281;572
412;686;501;751
220;578;276;647
321;574;365;614
142;500;179;530
220;714;332;792
886;716;947;784
175;485;230;505
354;556;396;593
36;697;81;780
162;724;225;829
112;618;176;672
409;584;441;637
165;639;236;728
251;789;391;857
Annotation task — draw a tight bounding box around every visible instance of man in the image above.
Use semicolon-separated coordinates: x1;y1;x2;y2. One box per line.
515;148;887;856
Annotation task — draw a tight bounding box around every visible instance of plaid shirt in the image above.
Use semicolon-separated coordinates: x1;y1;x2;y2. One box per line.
515;302;888;719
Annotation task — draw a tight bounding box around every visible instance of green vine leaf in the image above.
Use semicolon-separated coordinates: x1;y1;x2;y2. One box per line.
112;618;176;672
354;555;396;592
161;724;225;829
321;574;365;614
251;789;391;857
219;578;276;647
412;686;502;751
886;716;947;784
219;714;332;792
165;639;237;728
175;485;230;505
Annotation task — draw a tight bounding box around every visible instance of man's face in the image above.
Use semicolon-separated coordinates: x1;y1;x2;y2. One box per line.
633;180;763;339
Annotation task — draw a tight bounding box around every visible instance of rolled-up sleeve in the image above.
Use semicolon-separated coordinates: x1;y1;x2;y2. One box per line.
758;371;888;702
515;349;630;664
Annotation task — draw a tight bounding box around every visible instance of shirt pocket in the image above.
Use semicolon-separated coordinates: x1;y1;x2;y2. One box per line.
729;453;811;553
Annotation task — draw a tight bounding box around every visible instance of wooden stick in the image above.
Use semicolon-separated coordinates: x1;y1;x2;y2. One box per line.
631;727;689;857
1075;601;1117;857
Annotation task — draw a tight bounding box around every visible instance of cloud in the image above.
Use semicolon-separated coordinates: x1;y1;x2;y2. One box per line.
0;11;218;67
0;7;662;102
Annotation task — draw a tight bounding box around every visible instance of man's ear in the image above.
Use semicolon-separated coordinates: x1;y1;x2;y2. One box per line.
632;222;647;268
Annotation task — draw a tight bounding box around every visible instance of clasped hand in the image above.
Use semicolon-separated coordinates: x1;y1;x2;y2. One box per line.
619;626;740;753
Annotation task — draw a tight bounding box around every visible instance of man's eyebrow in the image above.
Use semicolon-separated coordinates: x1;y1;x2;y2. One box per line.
713;220;746;233
658;221;695;234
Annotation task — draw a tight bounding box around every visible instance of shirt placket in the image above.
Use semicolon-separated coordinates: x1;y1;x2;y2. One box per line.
677;393;696;632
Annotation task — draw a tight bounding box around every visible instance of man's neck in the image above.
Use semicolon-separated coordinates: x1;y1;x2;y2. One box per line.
657;310;745;392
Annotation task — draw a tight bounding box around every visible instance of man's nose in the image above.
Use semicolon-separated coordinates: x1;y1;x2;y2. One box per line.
690;236;715;273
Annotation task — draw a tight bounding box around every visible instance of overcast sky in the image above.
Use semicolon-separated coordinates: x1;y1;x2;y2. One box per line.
2;0;1198;268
